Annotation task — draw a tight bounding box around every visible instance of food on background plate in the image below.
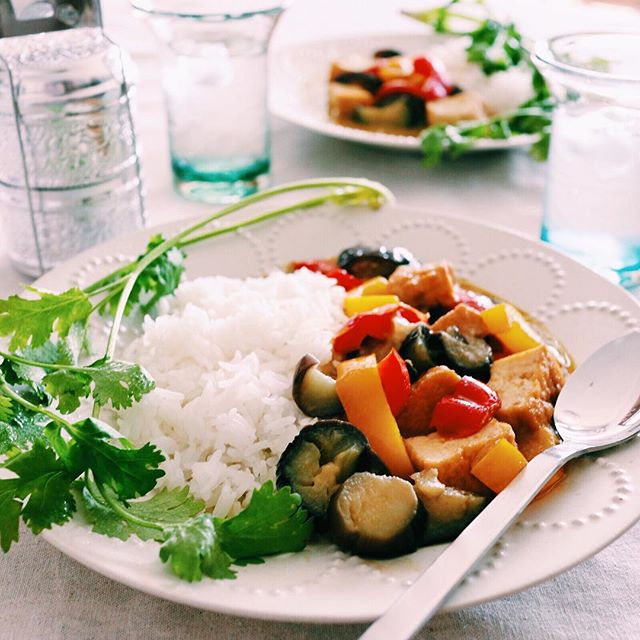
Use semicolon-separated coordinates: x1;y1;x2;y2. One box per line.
279;245;570;558
328;48;494;134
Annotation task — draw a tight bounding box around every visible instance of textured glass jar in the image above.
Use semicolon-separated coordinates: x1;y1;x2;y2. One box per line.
0;27;145;276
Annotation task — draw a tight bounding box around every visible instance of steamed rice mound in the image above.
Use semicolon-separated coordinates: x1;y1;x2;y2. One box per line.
116;269;346;518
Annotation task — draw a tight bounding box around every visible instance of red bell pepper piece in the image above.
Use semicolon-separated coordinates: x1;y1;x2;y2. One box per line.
377;79;426;101
333;304;424;354
292;260;364;291
378;348;411;416
412;55;452;91
333;305;397;354
429;376;500;438
454;287;494;312
454;376;501;412
430;396;491;438
421;75;448;101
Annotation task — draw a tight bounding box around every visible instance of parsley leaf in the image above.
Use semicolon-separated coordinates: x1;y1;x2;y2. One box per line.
160;514;235;582
66;418;165;500
219;482;313;561
77;485;204;542
0;288;92;350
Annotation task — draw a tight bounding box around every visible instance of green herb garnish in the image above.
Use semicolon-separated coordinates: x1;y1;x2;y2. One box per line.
404;0;554;165
0;178;393;581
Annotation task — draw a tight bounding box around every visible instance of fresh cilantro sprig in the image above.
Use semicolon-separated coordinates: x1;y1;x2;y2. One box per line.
0;178;393;583
404;0;555;165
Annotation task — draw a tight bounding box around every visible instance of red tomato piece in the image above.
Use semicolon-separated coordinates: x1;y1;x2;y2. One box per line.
378;348;411;416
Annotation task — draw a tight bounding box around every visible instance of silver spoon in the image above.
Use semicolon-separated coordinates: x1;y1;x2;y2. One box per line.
359;331;640;640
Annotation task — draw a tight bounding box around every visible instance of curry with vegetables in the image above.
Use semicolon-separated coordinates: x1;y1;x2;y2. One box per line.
279;245;569;558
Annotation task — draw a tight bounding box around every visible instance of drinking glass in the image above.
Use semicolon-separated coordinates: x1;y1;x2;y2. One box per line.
132;0;287;204
534;33;640;290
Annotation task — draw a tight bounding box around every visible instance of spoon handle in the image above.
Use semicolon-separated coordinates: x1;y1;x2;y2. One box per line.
358;441;583;640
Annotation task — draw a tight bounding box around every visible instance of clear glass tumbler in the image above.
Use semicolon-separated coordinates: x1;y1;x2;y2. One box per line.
132;0;287;204
534;33;640;290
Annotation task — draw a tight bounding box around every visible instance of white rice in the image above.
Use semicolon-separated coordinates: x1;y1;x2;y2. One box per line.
115;269;346;518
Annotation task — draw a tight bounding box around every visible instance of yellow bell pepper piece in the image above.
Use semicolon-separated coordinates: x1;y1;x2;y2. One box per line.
336;355;414;478
480;303;542;353
471;438;528;493
347;276;390;297
343;294;399;317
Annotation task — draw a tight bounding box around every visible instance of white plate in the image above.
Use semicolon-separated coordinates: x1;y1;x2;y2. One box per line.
270;33;537;152
38;203;640;623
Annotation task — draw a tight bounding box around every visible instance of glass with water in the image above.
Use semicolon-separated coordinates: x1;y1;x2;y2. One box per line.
534;33;640;290
133;0;286;204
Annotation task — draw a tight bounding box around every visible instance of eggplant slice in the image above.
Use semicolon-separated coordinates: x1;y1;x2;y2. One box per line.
276;420;388;518
328;472;424;558
337;245;418;280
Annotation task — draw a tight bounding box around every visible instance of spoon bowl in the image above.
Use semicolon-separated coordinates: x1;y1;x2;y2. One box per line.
554;331;640;449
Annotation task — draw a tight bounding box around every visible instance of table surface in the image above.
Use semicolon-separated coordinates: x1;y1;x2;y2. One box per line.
1;1;640;639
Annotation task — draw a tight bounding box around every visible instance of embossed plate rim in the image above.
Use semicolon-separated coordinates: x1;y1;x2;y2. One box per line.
37;203;640;622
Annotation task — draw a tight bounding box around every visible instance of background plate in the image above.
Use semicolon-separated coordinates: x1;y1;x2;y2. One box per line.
39;204;640;622
270;33;537;152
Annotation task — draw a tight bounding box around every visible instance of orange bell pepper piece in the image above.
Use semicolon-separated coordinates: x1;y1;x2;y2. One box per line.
336;355;414;478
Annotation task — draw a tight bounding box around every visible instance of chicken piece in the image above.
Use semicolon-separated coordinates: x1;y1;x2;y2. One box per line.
404;418;516;495
397;366;461;437
430;303;489;338
388;263;457;311
487;345;567;459
328;82;374;119
426;91;489;125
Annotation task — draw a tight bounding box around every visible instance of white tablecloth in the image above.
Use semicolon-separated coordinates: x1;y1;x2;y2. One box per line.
1;1;639;638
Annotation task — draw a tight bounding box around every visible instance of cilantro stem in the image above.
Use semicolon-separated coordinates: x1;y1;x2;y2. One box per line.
0;377;70;429
98;178;393;369
86;474;164;532
178;193;347;249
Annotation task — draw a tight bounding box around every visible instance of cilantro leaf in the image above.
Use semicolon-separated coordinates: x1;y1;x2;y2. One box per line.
0;398;49;456
97;234;185;317
0;479;22;552
1;441;76;539
86;360;155;410
0;288;92;350
0;395;11;423
43;359;154;414
466;20;523;75
218;481;313;561
42;370;91;414
77;485;204;542
67;418;164;499
160;514;235;582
